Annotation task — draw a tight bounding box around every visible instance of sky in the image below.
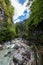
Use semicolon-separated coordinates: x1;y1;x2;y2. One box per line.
10;0;31;23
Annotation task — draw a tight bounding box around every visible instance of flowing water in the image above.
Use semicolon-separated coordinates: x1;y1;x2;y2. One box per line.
0;48;13;65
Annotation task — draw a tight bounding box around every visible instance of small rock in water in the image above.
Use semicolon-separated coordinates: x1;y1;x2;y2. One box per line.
14;44;20;49
4;51;11;57
11;40;15;44
4;41;11;45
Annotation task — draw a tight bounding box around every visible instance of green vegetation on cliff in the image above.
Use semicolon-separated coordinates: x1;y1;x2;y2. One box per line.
23;0;43;45
0;0;16;43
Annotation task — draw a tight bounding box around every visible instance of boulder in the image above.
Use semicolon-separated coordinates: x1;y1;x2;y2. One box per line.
13;52;24;65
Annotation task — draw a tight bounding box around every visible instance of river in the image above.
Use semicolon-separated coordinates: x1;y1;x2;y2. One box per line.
0;38;35;65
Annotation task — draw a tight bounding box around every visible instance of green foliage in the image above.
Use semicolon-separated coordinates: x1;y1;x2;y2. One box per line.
0;19;16;43
8;5;14;16
22;0;43;45
15;22;26;37
5;0;11;5
30;0;43;25
0;0;14;17
0;0;16;43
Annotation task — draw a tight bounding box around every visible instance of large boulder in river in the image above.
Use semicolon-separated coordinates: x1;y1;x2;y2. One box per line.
13;54;24;65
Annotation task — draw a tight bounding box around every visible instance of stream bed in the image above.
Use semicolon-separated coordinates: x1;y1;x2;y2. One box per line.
0;38;35;65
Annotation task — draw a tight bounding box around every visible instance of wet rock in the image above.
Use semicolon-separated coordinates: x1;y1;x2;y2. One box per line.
0;45;3;50
13;53;23;61
11;40;15;44
4;41;11;45
4;51;11;57
13;57;18;63
9;59;14;65
4;45;11;49
13;52;25;65
14;43;20;49
13;56;24;65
